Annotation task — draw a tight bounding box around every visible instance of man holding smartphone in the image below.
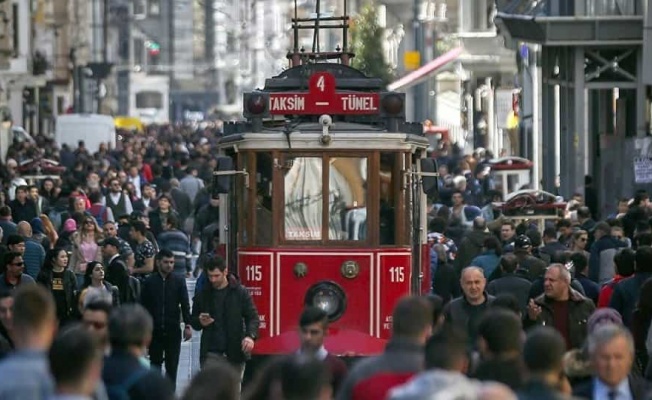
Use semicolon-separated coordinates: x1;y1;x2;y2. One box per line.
190;254;259;382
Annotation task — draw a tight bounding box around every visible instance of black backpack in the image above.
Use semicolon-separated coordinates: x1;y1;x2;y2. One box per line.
126;276;141;303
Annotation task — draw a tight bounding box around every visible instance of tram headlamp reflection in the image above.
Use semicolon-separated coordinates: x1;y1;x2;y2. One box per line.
304;282;346;322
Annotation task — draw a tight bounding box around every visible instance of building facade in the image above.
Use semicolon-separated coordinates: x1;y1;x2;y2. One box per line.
497;0;650;215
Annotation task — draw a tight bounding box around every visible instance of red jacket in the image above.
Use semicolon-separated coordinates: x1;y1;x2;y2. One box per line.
597;275;627;308
336;339;423;400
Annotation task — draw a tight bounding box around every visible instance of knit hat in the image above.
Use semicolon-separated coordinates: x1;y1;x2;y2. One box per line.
587;308;623;334
31;218;45;234
63;218;77;233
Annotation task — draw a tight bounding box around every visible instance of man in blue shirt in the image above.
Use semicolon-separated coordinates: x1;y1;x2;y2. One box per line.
0;285;56;399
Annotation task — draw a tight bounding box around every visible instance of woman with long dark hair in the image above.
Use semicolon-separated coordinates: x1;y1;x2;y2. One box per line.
80;261;119;307
36;248;78;325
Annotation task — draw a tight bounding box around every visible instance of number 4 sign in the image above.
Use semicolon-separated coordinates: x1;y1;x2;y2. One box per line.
309;72;336;106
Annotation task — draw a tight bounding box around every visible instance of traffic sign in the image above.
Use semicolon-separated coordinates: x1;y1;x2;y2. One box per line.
268;72;380;115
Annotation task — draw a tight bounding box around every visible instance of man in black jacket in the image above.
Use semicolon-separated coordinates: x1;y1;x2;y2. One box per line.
443;266;495;350
190;254;259;382
102;238;133;304
487;254;531;312
141;249;192;388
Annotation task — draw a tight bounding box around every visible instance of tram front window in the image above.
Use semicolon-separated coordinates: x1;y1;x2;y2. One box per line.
284;157;323;241
328;157;367;241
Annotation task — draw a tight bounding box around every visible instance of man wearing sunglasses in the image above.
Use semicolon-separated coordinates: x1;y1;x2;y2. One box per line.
0;251;35;291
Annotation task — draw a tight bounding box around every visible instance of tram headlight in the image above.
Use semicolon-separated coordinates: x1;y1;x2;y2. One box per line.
243;92;270;118
304;281;347;322
380;93;405;117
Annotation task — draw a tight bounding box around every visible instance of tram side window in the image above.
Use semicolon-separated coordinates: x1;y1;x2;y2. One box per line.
328;157;368;241
284;157;323;241
380;153;396;245
255;153;273;245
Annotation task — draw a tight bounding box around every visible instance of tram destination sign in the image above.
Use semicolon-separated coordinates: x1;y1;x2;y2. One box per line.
268;72;380;115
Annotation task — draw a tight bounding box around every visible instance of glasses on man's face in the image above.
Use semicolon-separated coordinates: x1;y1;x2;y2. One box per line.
11;262;24;267
579;238;587;242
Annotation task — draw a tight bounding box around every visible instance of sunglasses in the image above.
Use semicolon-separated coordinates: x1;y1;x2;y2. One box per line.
11;262;24;267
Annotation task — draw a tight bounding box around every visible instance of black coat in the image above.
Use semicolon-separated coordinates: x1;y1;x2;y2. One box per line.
190;279;260;364
36;268;78;323
524;289;595;350
105;256;131;304
141;272;191;331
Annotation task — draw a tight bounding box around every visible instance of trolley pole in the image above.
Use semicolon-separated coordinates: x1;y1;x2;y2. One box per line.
412;0;424;122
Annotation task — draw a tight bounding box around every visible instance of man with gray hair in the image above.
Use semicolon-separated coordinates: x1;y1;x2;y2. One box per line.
443;266;495;349
573;324;651;399
101;304;174;399
524;264;595;350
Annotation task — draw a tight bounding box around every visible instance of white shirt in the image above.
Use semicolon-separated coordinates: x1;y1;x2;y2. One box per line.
593;377;633;400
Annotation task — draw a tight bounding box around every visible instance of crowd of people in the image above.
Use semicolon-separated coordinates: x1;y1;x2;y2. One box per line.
1;128;652;399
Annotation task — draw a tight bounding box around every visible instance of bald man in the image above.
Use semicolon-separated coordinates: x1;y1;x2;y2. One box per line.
443;266;495;350
16;222;45;279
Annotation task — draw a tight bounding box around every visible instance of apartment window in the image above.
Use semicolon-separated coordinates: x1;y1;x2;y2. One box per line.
133;38;145;66
135;91;163;108
133;0;146;17
12;4;18;57
148;0;160;15
226;31;236;53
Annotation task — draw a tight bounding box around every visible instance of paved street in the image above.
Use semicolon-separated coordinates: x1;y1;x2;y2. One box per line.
175;277;202;396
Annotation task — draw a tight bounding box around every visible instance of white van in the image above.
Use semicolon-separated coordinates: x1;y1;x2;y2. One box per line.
55;114;116;153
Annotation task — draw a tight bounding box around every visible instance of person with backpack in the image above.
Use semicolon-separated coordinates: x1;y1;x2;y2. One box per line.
102;238;139;304
102;304;174;400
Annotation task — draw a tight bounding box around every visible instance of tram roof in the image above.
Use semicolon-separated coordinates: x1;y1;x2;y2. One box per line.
217;124;429;151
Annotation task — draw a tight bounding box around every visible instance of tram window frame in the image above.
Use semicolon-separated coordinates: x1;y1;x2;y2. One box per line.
254;152;274;246
279;153;327;243
275;151;374;247
379;152;408;247
327;155;370;243
238;152;250;246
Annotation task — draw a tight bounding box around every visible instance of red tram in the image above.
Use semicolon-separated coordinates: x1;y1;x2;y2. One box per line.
211;4;437;358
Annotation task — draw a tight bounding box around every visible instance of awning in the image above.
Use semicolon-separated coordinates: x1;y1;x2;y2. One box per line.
387;47;464;92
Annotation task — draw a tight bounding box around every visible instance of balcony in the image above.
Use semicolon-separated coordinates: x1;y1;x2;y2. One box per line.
495;0;644;46
454;33;518;74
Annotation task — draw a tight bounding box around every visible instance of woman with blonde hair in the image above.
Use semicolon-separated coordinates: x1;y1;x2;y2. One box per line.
69;216;104;288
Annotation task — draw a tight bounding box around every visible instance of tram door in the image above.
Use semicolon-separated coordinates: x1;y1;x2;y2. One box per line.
213;155;239;273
